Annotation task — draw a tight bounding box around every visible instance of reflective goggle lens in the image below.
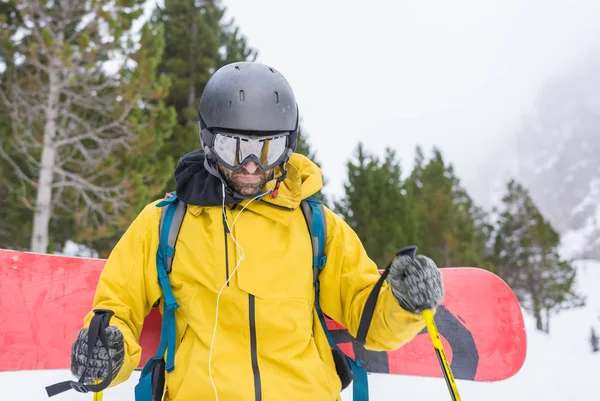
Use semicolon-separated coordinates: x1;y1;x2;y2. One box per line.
212;132;288;169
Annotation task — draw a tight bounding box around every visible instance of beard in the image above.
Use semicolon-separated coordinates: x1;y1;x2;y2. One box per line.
217;163;274;196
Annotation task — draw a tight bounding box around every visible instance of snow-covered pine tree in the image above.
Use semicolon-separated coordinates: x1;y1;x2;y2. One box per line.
492;179;585;333
591;327;600;353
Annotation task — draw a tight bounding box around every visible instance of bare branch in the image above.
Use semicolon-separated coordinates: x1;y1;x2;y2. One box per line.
20;1;52;55
51;163;128;226
0;138;38;188
52;181;66;211
0;86;13;108
65;2;103;46
20;55;51;75
60;86;119;112
19;186;36;210
4;170;36;211
52;165;122;194
71;78;117;94
53;106;133;151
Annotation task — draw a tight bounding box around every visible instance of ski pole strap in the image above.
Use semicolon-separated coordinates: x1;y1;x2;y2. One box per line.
355;246;418;345
45;309;115;397
355;262;390;345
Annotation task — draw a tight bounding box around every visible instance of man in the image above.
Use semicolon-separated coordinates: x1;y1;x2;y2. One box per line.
69;62;444;401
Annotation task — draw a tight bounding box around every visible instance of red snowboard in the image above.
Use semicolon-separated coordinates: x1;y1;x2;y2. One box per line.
0;249;526;382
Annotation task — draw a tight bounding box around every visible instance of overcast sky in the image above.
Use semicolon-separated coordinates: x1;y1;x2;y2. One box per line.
220;0;600;207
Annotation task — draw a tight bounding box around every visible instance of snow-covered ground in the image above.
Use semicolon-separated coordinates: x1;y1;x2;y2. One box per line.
2;260;598;401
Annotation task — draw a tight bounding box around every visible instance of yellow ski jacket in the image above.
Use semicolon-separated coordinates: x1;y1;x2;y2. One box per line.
82;151;427;401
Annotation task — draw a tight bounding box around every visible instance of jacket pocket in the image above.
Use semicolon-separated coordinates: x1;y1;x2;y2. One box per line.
236;252;314;301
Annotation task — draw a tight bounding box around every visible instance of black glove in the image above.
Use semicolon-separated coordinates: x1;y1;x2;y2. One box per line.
70;325;125;384
389;246;444;313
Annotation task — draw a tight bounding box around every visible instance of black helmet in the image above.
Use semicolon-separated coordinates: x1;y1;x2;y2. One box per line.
198;62;299;178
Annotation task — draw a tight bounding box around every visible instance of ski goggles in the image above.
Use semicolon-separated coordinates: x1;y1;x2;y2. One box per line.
210;131;290;171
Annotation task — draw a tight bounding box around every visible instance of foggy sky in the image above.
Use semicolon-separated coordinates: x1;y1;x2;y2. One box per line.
221;0;600;208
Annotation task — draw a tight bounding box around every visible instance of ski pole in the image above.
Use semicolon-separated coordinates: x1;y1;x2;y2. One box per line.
422;308;462;401
93;380;103;401
395;245;461;400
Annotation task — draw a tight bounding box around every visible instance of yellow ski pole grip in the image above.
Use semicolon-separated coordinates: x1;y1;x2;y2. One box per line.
395;246;461;400
93;380;103;401
423;308;462;401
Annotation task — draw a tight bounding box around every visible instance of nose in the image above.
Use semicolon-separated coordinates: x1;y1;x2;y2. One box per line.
242;161;259;174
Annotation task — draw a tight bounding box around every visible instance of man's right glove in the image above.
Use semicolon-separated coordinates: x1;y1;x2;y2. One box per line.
389;246;444;313
70;325;125;384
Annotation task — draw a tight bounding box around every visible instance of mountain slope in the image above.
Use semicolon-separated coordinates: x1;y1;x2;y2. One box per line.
513;50;600;260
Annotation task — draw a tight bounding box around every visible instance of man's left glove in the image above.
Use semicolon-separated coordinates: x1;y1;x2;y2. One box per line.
389;246;444;313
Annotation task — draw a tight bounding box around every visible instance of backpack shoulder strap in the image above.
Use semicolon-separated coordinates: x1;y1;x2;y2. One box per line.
155;192;186;369
300;197;369;401
158;192;187;274
300;197;327;283
135;192;187;401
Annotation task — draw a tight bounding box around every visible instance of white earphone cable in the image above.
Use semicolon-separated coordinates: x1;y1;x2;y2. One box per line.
208;184;271;401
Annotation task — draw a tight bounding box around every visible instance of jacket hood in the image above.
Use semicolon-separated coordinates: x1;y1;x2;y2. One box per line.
174;149;323;209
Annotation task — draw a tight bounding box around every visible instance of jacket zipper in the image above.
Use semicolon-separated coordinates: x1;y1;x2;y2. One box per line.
249;294;262;401
222;204;261;398
258;198;295;210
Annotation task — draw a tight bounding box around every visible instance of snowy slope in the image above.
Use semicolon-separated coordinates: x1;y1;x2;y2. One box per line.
560;186;600;261
508;51;600;261
2;261;599;401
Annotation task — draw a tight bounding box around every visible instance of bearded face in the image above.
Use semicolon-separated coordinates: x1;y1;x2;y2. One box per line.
217;162;274;196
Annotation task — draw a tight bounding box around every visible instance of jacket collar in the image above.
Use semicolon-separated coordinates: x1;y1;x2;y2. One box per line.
174;150;323;225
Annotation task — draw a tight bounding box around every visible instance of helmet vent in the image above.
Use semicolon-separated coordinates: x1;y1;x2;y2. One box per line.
269;67;275;73
239;90;245;102
235;65;241;70
274;91;280;104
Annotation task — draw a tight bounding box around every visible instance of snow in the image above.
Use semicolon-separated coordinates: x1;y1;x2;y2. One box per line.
2;261;599;400
560;188;600;259
54;240;99;259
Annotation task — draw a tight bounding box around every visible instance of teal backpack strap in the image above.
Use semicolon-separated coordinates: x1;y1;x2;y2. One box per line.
301;197;369;401
135;192;186;401
158;192;187;274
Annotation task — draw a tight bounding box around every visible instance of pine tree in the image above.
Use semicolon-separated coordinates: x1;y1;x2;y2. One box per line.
76;21;178;257
405;146;491;268
0;2;27;249
492;179;585;333
0;107;30;249
0;0;176;253
334;143;413;268
151;0;257;197
590;327;599;353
